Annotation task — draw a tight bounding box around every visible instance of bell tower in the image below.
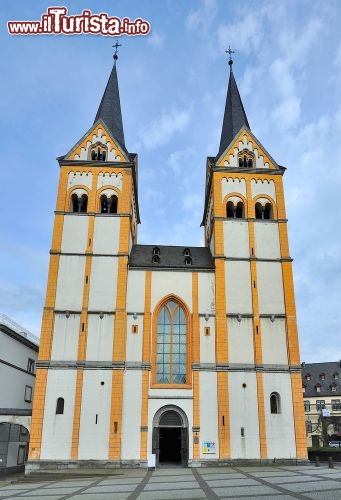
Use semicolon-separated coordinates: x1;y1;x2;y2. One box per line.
28;49;140;465
202;51;307;461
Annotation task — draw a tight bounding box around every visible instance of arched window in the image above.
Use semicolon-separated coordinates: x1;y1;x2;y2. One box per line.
109;195;118;214
71;193;79;213
100;194;108;213
71;193;88;213
255;201;273;220
263;202;273;220
270;392;280;414
152;254;160;264
156;300;187;385
183;248;191;257
226;201;235;218
153;247;160;256
238;150;254;168
89;143;108;162
235;201;244;218
56;397;64;415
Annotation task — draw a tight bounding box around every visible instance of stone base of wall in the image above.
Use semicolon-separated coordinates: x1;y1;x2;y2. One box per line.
26;457;309;474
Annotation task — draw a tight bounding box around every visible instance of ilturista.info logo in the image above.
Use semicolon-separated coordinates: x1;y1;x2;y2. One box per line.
7;7;151;36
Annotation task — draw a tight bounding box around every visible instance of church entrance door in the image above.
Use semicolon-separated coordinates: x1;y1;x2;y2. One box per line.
152;407;188;467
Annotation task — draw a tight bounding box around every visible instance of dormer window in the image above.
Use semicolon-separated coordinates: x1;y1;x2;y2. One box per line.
152;255;160;264
305;374;311;381
89;142;108;162
320;373;325;381
331;383;337;392
315;384;321;392
183;248;191;257
184;256;192;265
153;247;160;256
334;372;339;380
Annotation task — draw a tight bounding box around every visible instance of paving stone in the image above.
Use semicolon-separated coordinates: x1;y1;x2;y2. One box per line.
248;470;300;478
281;480;339;492
20;486;82;496
149;475;196;483
200;473;246;480
144;480;199;490
97;477;142;485
220;496;291;500
47;480;95;487
213;485;280;497
153;469;193;476
265;475;322;484
303;490;341;499
0;490;31;497
71;494;130;500
206;477;259;487
137;489;205;500
84;483;136;493
14;497;64;500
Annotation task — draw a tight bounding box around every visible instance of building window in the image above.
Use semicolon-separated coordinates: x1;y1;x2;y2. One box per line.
100;194;118;214
238;151;254;168
316;400;325;410
90;143;107;161
306;421;312;433
255;201;273;220
153;247;160;255
332;399;341;411
320;373;325;380
331;383;337;392
156;300;187;385
333;372;339;380
27;358;35;374
302;386;306;393
305;373;311;381
315;384;321;393
184;256;192;265
304;400;311;412
270;392;281;414
24;385;32;403
226;200;245;219
71;193;88;213
152;254;160;264
183;248;191;257
56;397;65;415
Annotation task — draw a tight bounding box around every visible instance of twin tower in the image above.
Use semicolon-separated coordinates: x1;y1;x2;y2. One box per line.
27;53;307;471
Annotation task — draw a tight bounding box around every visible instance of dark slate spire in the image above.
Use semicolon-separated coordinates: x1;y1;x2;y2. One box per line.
94;54;125;148
217;56;250;158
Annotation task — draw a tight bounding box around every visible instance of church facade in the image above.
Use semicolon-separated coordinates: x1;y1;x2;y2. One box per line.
27;54;307;471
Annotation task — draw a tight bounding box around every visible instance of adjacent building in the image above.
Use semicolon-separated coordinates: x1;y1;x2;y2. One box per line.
27;53;307;471
302;362;341;447
0;314;39;474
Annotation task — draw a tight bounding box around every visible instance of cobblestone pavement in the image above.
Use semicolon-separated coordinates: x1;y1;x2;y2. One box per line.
1;465;341;499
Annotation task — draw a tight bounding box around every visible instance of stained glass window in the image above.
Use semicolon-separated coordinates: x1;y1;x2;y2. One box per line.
156;301;187;384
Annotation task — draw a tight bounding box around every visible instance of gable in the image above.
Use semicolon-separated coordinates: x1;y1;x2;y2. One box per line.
65;120;129;163
216;127;278;170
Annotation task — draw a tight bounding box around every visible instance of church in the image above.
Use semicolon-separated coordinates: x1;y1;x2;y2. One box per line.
27;49;307;471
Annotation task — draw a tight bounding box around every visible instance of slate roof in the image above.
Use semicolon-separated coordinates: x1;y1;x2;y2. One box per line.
302;362;341;397
217;64;250;159
94;63;125;149
129;245;214;270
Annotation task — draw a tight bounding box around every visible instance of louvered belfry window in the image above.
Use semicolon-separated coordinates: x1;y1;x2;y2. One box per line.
156;300;187;384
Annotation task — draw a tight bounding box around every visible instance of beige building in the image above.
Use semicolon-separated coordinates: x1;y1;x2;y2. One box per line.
27;53;307;472
302;362;341;447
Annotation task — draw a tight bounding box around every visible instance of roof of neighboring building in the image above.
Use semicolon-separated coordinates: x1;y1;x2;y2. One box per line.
129;245;214;270
302;361;341;397
0;314;39;351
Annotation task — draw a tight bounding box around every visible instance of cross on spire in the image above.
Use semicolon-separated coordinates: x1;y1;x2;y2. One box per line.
113;40;122;64
225;45;235;67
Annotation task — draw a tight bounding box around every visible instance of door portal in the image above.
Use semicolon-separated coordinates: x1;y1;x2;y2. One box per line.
159;427;181;464
152;407;188;467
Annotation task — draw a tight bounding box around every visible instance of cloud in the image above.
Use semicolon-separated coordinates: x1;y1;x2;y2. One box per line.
147;31;164;49
186;0;217;33
182;193;202;211
138;105;192;150
166;148;195;176
217;11;264;55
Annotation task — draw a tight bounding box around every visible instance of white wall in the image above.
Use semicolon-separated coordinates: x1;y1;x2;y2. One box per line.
127;270;146;313
254;223;280;259
88;257;118;310
40;370;76;459
86;314;114;361
61;216;89;254
121;371;142;459
263;372;296;458
78;370;112;460
199;372;219;459
223;221;249;258
55;256;86;311
229;372;261;459
228;318;254;364
198;273;215;315
200;317;215;363
251;179;276;201
151;272;192;311
222;177;246;198
225;261;252;314
261;318;288;365
51;314;80;361
92;217;120;255
257;262;285;314
126;315;143;362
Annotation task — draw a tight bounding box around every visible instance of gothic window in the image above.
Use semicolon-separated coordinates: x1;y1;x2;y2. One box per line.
56;397;64;415
270;392;281;414
226;200;245;219
156;300;187;385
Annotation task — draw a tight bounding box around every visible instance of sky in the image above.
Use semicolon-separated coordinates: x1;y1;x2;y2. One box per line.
0;0;340;363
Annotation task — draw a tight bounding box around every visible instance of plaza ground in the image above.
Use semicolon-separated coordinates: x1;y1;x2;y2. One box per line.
2;464;341;499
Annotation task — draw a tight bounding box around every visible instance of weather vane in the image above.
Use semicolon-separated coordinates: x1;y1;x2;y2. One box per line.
225;45;235;66
113;40;122;63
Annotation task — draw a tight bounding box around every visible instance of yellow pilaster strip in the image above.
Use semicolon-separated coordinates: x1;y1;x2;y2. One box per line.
28;369;48;459
192;273;200;459
140;271;152;461
275;178;307;459
246;178;267;458
109;172;132;461
213;173;230;459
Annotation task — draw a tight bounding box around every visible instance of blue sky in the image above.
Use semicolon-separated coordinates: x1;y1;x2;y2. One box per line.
1;0;340;363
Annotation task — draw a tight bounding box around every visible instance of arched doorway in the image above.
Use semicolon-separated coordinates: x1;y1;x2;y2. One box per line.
152;406;188;467
0;423;30;475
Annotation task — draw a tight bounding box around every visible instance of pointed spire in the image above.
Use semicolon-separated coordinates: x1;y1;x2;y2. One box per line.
217;49;250;159
94;43;125;148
